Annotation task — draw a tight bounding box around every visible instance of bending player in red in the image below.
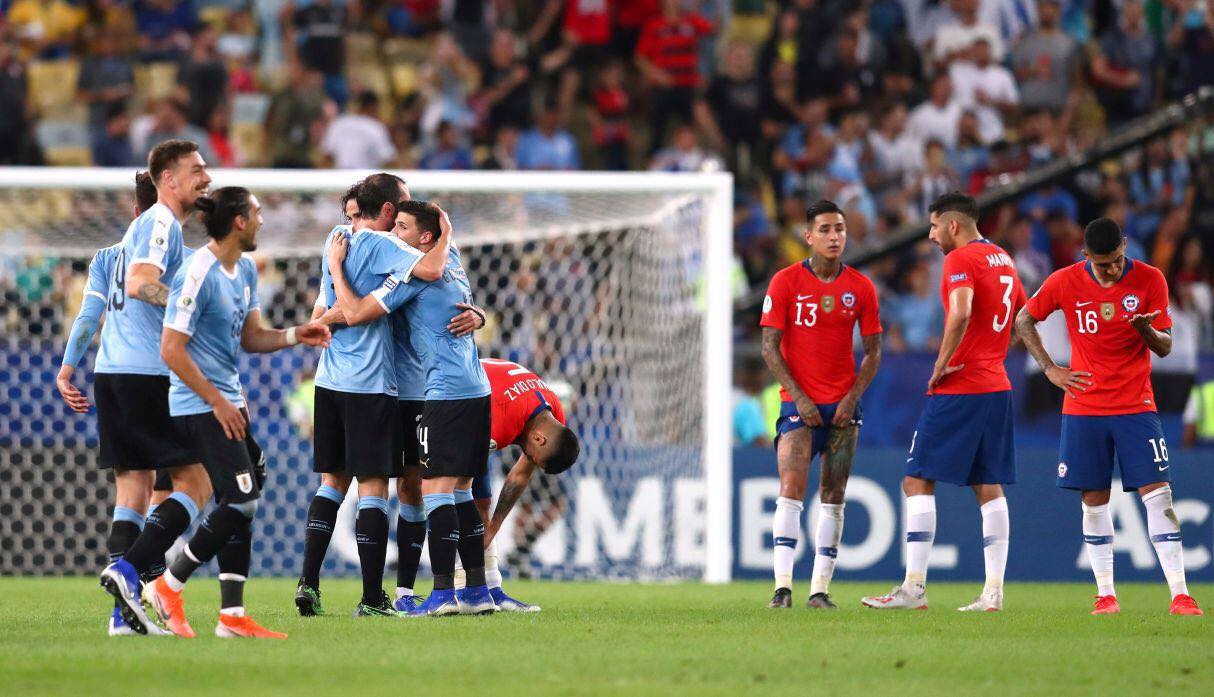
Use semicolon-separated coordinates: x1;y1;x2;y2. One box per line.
1016;218;1203;616
863;192;1025;612
476;358;580;612
760;200;883;609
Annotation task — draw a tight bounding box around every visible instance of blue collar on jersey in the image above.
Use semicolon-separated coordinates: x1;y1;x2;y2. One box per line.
966;238;993;245
801;259;846;281
529;391;553;421
1084;257;1134;284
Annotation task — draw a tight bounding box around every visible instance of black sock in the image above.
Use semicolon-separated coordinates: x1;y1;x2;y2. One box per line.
217;516;253;610
107;520;142;564
396;517;427;591
455;500;486;587
169;505;249;585
301;494;341;588
355;505;389;603
124;497;192;577
427;504;460;591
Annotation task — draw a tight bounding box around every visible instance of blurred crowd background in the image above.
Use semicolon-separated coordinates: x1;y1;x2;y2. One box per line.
0;0;1213;445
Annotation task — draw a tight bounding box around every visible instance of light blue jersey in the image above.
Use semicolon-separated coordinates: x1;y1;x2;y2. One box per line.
381;250;489;401
95;204;186;375
61;244;120;369
392;245;461;401
163;246;260;417
315;228;424;396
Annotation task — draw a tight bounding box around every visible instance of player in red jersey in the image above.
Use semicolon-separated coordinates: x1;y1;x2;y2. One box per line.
1016;218;1202;616
760;200;883;610
472;358;579;612
863;192;1026;613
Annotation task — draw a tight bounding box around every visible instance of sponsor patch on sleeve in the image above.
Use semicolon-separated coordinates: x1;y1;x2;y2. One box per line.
949;273;968;283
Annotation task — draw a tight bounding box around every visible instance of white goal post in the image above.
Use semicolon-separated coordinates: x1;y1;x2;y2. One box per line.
0;167;735;582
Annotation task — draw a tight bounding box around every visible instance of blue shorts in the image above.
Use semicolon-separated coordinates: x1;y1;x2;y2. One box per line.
1057;412;1169;492
774;401;863;461
905;391;1015;486
471;473;493;500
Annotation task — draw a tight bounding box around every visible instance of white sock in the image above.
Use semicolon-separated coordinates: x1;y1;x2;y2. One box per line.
485;538;503;590
980;497;1009;595
219;606;245;617
164;569;186;592
903;494;935;593
1143;486;1188;598
395;587;413;599
1082;502;1116;597
810;503;844;596
772;496;803;590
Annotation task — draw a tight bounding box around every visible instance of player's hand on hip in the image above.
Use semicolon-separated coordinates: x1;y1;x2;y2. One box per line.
211;398;247;441
831;395;858;427
795;397;823;427
447;303;482;337
55;366;90;413
1129;311;1160;332
1045;365;1093;398
295;322;332;348
927;363;964;393
326;233;349;268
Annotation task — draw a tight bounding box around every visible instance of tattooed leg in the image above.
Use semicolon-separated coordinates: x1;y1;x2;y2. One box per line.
810;424;857;597
772;428;811;592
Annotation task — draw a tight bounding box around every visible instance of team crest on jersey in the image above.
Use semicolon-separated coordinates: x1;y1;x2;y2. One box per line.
822;295;835;313
1100;302;1116;321
489;438;498;451
762;295;772;314
1058;462;1068;478
841;291;856;308
1121;294;1140;313
236;472;253;494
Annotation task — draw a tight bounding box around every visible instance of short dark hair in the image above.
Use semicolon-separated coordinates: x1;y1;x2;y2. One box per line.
147;139;199;183
194;186;252;240
397;199;440;237
356;173;406;221
806;199;844;226
1083;217;1124;255
340;181;361;216
928;191;979;222
134;171;157;211
543;426;580;475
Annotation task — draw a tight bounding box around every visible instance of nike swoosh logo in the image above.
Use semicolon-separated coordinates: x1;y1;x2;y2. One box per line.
1076;301;1093;307
1158;465;1169;471
796;294;814;300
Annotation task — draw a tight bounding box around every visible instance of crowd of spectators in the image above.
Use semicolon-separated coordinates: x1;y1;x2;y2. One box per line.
1;0;1213;386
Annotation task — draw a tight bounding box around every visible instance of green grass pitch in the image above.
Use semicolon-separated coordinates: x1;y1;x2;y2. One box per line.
1;578;1210;696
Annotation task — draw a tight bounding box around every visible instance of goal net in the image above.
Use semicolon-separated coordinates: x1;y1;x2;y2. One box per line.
0;168;733;582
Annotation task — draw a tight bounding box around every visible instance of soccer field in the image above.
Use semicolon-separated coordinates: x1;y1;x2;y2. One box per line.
1;579;1209;696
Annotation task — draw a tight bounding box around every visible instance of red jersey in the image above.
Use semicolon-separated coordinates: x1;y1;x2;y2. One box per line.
759;262;882;404
563;0;612;47
933;240;1027;395
635;13;714;88
482;358;567;450
1024;259;1171;416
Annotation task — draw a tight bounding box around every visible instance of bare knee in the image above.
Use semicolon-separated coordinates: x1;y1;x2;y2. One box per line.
113;470;155;513
356;477;388;499
321;473;352;494
971;484;1005;506
396;471;421;505
170;464;212;509
1082;489;1111;507
902;476;935;497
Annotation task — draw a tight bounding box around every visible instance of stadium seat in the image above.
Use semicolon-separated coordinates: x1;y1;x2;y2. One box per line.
389;63;418;98
230;122;267;167
133;63;179;103
27;60;80;113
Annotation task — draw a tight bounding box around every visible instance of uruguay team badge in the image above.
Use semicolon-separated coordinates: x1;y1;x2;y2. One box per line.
822;295;835;313
1100;302;1116;321
1121;294;1140;313
841;291;856;308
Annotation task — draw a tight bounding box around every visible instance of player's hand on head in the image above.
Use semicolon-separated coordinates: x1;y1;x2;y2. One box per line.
435;205;452;237
295;322;332;348
327;233;349;267
1129;311;1160;331
54;367;90;413
1045;365;1093;398
211;398;247;441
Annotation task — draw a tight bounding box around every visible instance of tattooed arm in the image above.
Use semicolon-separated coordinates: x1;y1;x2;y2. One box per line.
761;327;822;426
126;263;170;307
484;452;539;547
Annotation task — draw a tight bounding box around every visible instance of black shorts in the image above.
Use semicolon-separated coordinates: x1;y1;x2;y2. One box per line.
153;469;172;492
151;434;259;493
171;409;260;504
313;386;401;478
94;373;197;471
419;396;490;480
398;400;424;468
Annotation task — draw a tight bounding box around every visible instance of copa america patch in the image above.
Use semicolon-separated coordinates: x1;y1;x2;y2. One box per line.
1058;462;1068;477
950;273;968;283
841;291;856;308
1121;294;1140;313
762;295;772;314
178;295;194;309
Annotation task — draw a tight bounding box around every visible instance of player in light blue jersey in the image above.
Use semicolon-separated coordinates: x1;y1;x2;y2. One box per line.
327;200;495;617
297;174;453;617
138;187;330;639
98;142;227;636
